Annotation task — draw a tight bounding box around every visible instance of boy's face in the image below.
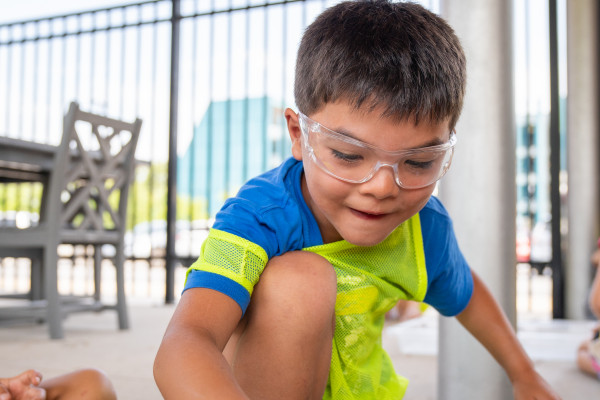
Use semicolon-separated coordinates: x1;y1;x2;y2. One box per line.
285;101;452;246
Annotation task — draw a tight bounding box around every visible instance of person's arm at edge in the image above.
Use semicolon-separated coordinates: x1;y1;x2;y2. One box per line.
456;270;561;400
154;288;250;400
589;248;600;318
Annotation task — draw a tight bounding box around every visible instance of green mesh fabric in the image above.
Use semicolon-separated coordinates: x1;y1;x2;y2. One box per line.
304;214;426;400
186;229;268;295
184;214;426;399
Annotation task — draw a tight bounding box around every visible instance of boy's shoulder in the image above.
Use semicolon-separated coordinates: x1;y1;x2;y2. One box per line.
214;158;321;257
421;195;452;222
225;157;302;213
419;196;456;248
238;157;300;195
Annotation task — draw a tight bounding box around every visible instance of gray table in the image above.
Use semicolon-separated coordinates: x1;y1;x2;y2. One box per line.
0;136;56;183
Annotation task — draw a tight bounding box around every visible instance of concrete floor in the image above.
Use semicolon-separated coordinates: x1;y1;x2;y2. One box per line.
383;310;600;399
0;302;598;399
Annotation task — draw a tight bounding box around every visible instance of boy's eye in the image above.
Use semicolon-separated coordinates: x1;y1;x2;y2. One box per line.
405;159;434;170
331;149;363;162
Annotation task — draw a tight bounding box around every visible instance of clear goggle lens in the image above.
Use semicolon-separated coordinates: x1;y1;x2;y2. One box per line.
298;112;456;189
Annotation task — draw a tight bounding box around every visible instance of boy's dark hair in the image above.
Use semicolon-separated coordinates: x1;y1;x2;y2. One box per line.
294;0;466;129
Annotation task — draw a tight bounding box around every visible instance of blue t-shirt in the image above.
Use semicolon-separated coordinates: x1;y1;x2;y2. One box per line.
184;157;473;317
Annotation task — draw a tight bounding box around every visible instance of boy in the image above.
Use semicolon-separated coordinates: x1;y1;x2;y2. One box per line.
154;1;560;399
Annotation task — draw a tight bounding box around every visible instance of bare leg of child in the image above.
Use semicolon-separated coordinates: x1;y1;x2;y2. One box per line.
40;369;116;400
224;251;337;400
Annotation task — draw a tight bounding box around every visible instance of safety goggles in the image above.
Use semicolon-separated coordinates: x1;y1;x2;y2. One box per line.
298;112;456;189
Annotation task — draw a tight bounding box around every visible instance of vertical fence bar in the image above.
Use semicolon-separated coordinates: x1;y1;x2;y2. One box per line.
119;8;126;116
225;2;231;201
188;0;200;238
165;0;181;304
75;16;81;106
32;22;40;140
548;0;564;318
205;1;214;222
262;6;269;172
16;32;25;214
148;4;159;255
104;12;111;111
90;12;97;109
59;17;67;117
5;25;13;134
130;4;143;236
281;4;288;162
243;2;250;183
44;26;53;142
17;29;25;139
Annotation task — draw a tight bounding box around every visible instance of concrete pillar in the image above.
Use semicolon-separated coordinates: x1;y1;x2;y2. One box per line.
437;1;515;399
565;0;599;319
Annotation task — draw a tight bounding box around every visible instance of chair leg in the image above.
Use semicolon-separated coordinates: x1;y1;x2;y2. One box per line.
44;245;63;339
30;255;43;301
94;245;102;303
114;245;129;330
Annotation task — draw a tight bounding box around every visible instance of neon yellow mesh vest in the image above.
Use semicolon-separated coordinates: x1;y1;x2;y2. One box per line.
187;213;427;399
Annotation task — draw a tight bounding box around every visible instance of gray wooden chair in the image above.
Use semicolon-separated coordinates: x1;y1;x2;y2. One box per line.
0;102;142;339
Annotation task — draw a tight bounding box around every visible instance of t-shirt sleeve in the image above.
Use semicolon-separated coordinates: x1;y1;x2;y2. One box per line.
421;197;474;316
183;228;269;315
181;158;313;316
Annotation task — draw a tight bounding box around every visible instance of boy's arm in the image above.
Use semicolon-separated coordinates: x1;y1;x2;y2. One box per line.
589;249;600;318
154;288;250;400
456;270;561;400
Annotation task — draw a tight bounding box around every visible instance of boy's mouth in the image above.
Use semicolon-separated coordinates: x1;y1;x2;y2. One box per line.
350;208;387;220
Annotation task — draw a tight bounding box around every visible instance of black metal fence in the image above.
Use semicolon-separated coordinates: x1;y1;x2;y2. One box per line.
0;0;346;302
0;0;557;315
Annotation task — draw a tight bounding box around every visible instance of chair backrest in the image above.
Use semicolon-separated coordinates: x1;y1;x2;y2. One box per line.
43;102;142;243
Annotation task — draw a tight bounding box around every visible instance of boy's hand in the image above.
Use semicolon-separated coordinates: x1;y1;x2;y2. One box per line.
0;370;47;400
591;248;600;268
511;370;561;400
457;271;562;399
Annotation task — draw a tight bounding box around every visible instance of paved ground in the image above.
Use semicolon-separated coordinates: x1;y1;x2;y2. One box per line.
383;310;600;399
0;302;598;399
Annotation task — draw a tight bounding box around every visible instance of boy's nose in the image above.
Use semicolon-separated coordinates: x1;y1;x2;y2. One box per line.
358;165;400;199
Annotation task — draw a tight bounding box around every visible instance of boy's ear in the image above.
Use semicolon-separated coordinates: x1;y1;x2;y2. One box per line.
284;108;303;161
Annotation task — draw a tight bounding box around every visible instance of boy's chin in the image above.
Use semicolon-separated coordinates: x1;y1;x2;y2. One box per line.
341;230;394;248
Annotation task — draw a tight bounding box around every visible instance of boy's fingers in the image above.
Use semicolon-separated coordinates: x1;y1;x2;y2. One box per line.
24;386;46;400
0;383;11;400
17;370;43;386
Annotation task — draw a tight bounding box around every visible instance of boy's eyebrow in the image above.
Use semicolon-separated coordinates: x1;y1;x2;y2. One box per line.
333;126;447;150
413;137;446;149
334;127;363;142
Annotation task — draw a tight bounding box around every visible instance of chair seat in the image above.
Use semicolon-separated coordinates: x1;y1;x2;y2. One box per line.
0;226;120;248
59;229;121;245
0;225;52;247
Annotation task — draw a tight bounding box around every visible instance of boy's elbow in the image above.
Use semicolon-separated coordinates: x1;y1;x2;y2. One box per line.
589;269;600;319
589;295;600;319
153;343;168;390
154;335;179;394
